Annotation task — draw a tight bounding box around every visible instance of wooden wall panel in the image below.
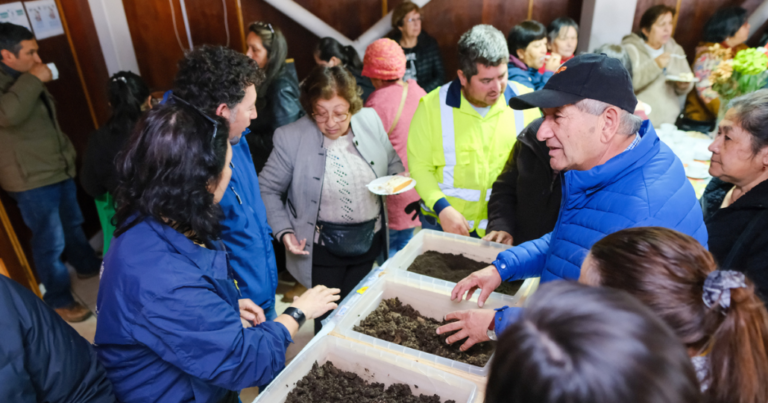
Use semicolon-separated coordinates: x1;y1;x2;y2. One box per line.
123;0;246;92
60;0;110;125
532;0;584;28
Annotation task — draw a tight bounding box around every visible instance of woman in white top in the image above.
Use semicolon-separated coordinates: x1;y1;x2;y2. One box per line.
260;66;404;332
622;4;694;126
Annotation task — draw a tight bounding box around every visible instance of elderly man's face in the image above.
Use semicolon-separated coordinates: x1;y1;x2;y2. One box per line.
537;105;603;171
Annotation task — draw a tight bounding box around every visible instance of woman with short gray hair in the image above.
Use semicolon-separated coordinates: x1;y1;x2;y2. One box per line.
701;89;768;303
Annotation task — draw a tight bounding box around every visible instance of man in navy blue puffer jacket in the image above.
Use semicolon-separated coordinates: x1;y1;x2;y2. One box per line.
439;54;708;350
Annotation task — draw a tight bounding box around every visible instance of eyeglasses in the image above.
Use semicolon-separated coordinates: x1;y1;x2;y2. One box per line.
312;111;350;124
171;94;219;142
405;17;421;24
253;21;274;34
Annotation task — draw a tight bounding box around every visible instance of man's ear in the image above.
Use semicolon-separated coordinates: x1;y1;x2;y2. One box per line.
215;103;230;120
0;49;15;62
599;106;622;143
457;70;467;87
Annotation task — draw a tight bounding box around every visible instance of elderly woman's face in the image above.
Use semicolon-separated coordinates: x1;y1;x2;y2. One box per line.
709;109;768;186
551;26;578;59
643;12;673;49
398;10;422;40
313;95;351;140
210;142;233;204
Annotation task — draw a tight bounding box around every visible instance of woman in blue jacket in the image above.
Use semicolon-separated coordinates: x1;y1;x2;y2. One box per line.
94;103;340;403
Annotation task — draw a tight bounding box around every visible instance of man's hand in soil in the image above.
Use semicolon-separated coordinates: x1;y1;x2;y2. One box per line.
238;298;266;328
482;230;513;246
438;206;471;236
451;265;503;308
437;309;495;351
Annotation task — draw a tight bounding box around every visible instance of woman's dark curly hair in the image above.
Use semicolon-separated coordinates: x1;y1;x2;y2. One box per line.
300;65;363;118
173;45;264;115
113;104;230;243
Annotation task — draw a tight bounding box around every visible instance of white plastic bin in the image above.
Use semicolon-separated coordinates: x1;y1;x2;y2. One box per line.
254;335;478;403
334;270;517;377
388;229;539;300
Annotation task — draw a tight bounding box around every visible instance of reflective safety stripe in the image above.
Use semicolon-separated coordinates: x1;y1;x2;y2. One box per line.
507;82;526;137
479;219;488;230
438;82;524;203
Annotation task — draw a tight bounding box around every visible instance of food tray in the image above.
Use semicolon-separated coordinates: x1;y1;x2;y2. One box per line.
333;270;520;377
388;229;540;300
254;335;478;403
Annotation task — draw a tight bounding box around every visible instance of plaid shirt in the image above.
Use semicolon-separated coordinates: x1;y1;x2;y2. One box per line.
389;31;445;93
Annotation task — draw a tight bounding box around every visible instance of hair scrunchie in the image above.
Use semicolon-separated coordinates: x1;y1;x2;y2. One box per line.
703;270;747;311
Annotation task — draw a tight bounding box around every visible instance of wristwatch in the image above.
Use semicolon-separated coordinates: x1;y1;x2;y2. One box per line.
487;329;497;341
283;307;306;327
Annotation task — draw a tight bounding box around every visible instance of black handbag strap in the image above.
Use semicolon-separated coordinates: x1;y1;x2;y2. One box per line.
721;209;768;268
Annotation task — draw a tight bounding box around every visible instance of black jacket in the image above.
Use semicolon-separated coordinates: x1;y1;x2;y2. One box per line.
487;118;561;245
0;276;115;402
80;125;130;198
248;62;304;173
388;31;445;93
351;67;375;103
701;177;768;301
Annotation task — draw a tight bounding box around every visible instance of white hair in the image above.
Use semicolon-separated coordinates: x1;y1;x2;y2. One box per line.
458;24;509;80
574;99;643;135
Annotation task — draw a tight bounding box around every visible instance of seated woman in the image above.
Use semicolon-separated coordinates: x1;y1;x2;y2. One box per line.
260;66;404;333
622;5;693;126
684;7;750;129
507;20;561;90
244;21;304;173
486;281;701;403
537;17;578;75
314;37;375;101
94;103;340;403
581;227;768;402
700;89;768;301
388;1;445;93
80;71;150;255
593;43;651;120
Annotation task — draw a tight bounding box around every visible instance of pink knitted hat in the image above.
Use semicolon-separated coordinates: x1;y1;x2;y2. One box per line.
362;38;406;80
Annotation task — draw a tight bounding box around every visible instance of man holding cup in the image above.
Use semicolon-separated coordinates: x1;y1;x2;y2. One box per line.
0;22;100;322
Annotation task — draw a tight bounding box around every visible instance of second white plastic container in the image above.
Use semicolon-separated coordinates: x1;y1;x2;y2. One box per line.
334;270;518;377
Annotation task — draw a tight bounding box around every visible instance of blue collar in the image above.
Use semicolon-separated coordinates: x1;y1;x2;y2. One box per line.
444;78;518;109
565;120;659;194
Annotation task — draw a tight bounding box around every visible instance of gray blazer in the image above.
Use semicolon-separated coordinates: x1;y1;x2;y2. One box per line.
260;108;404;287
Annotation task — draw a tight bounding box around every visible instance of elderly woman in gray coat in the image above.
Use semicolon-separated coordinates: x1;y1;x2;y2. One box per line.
260;65;404;331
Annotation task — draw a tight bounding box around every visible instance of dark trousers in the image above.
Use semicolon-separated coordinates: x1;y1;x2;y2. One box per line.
7;179;101;308
311;259;375;333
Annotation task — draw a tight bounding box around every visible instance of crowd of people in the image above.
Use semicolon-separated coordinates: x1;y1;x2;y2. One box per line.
2;1;768;402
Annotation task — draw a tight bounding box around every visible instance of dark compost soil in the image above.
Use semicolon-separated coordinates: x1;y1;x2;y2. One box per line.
285;361;456;403
353;297;494;367
407;251;523;296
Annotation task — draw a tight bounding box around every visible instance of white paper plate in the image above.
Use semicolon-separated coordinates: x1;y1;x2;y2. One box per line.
366;175;417;196
637;100;652;115
685;165;711;179
666;75;700;83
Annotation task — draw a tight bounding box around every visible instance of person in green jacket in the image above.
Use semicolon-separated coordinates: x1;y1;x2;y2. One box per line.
407;24;540;239
0;22;100;323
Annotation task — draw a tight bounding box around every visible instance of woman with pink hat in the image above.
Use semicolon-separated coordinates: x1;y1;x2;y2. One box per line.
362;38;428;256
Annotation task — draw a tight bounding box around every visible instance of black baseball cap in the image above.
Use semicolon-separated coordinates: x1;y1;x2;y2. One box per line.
508;53;637;113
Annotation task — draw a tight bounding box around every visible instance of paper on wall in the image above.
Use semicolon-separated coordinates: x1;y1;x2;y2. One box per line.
23;0;64;40
0;2;31;31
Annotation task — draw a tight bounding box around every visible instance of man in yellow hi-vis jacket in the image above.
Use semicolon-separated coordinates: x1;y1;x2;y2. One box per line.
408;25;541;238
